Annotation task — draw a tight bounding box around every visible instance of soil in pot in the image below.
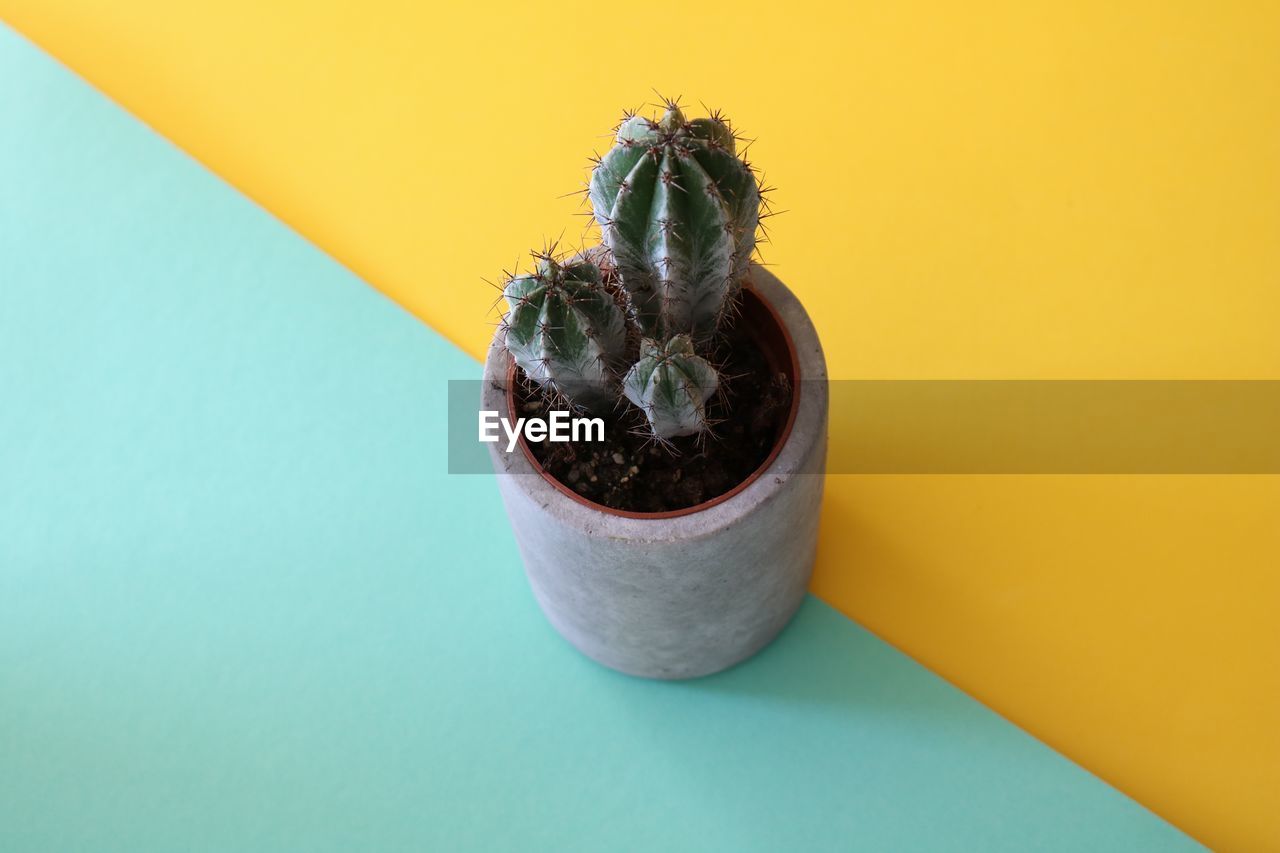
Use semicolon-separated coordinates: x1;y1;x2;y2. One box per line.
512;314;794;514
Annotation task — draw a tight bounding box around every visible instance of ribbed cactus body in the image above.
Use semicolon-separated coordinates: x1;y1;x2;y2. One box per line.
622;335;719;439
502;257;627;412
589;106;759;343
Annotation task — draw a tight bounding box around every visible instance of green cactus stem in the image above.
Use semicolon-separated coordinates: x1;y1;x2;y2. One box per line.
622;335;719;439
589;103;760;343
502;255;627;412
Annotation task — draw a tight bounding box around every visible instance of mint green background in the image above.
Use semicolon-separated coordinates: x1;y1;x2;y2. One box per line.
0;25;1198;852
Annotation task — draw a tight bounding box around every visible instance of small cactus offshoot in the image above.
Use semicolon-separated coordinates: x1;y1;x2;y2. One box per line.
499;99;765;442
588;103;760;344
502;254;627;413
622;335;719;440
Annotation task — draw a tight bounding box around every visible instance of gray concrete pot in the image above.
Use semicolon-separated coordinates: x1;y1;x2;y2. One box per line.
483;264;828;679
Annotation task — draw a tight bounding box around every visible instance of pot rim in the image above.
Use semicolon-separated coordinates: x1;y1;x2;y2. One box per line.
504;283;802;520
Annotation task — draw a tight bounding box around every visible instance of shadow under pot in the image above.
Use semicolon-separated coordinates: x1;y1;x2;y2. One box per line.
482;264;828;679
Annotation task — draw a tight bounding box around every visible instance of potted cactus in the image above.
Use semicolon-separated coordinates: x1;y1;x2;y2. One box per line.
482;100;828;679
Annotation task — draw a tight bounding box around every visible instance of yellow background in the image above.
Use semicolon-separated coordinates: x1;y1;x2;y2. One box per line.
3;1;1276;847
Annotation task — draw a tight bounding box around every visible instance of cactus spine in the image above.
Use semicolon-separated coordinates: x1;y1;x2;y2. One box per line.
502;255;627;412
622;335;719;439
589;104;760;344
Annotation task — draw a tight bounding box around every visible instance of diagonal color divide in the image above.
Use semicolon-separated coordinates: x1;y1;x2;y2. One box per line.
5;4;1280;846
2;5;1277;848
3;4;1279;848
0;25;1202;851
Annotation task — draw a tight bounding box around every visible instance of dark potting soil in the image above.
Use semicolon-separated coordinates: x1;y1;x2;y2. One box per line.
513;325;793;514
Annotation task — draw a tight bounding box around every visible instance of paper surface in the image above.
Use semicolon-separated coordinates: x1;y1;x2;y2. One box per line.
0;25;1198;852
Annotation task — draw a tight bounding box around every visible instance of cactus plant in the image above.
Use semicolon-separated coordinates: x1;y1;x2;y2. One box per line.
588;103;760;344
621;335;719;439
501;254;627;413
500;100;763;441
484;97;822;678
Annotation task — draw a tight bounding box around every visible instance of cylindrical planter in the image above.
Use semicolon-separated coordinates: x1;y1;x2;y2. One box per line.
483;264;828;679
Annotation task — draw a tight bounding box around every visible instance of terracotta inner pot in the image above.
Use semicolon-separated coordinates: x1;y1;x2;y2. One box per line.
505;285;802;520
